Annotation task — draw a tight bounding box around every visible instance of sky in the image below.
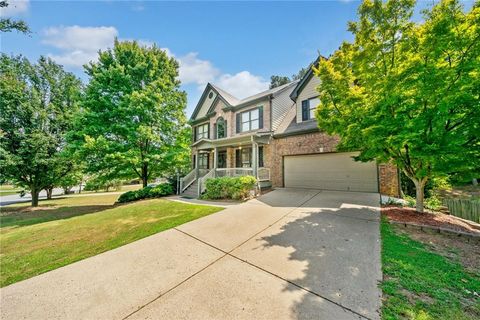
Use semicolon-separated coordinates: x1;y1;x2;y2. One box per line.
0;0;458;116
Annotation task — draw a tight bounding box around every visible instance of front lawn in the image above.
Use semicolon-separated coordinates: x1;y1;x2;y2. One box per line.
0;184;22;197
381;218;480;320
0;195;222;287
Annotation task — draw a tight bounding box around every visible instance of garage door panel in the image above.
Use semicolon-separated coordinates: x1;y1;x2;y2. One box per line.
284;152;378;192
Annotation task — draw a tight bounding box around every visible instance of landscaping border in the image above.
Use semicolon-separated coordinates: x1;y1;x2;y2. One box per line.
388;220;480;244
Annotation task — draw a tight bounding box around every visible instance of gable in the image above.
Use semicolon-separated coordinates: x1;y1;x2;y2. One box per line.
195;88;217;119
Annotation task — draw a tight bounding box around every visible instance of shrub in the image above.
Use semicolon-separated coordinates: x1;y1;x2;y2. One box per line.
201;176;257;200
425;196;442;211
404;195;416;208
84;178;122;192
117;183;173;203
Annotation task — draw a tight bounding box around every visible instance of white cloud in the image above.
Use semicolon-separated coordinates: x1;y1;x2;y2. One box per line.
215;71;269;99
177;52;220;86
0;0;29;17
41;25;268;100
42;26;118;68
164;50;268;99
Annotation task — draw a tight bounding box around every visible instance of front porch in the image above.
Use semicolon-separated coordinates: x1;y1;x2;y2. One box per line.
180;134;272;198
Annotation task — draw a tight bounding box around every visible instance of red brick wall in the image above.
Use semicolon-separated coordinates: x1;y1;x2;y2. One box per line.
378;164;400;197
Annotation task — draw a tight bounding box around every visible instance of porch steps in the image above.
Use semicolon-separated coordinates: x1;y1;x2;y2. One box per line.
181;181;199;198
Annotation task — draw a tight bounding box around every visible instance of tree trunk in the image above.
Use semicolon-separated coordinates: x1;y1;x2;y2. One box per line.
413;178;427;213
142;164;148;188
31;188;40;207
473;178;478;186
46;187;53;200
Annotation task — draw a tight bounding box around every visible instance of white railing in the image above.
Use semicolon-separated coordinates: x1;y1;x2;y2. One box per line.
257;168;270;181
180;169;196;193
198;169;216;195
215;168;254;177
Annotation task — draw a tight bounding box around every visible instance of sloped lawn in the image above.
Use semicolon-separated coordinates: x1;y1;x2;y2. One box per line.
0;195;222;287
381;217;480;320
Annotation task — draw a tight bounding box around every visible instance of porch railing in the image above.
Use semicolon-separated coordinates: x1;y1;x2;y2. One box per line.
257;168;270;181
215;168;254;177
180;169;196;193
181;167;271;196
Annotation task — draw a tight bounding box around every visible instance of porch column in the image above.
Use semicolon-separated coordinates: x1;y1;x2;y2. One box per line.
252;142;258;178
195;150;200;178
213;147;218;177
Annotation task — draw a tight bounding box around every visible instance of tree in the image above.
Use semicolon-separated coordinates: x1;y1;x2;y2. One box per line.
0;1;30;34
269;75;290;89
73;40;189;187
314;0;479;212
269;67;313;88
0;55;82;206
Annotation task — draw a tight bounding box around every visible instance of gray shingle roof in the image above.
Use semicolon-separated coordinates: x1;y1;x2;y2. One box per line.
276;118;319;137
211;81;297;107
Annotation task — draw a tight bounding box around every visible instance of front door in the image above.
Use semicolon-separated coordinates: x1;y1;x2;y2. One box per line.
218;151;227;168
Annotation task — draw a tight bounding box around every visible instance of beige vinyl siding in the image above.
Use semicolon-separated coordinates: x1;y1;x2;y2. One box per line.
196;90;217;119
295;75;321;123
271;86;295;131
284;152;378;192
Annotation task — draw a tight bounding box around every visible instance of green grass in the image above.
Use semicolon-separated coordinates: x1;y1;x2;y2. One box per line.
381;217;480;320
0;194;223;287
0;184;22;196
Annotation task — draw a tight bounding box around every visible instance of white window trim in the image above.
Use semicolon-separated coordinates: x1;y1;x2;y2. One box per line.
197;123;209;140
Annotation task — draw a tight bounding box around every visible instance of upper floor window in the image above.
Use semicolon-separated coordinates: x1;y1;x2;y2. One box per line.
237;107;263;133
216;117;226;139
196;123;209;140
301;97;320;121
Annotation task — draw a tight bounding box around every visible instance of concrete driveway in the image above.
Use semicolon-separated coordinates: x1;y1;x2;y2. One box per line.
0;189;381;320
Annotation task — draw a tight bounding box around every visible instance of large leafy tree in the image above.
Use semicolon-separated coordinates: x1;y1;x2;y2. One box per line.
0;1;30;34
315;0;479;212
0;55;82;206
73;40;189;187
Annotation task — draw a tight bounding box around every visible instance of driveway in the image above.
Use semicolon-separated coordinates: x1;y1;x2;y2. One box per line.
0;189;381;320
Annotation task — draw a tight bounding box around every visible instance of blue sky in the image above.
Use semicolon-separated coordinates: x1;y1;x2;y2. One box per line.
0;0;453;116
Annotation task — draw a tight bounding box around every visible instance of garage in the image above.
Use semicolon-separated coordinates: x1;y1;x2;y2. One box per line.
283;152;378;192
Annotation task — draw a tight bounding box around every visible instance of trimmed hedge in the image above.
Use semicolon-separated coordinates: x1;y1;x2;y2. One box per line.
117;183;173;203
201;176;257;200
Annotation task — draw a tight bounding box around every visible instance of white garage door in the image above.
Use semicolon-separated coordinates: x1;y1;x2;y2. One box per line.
284;152;378;192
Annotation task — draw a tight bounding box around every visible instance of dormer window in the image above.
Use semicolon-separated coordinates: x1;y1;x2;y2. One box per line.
216;117;226;139
301;97;320;121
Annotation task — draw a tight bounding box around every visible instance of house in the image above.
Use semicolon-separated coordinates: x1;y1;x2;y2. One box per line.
180;60;400;198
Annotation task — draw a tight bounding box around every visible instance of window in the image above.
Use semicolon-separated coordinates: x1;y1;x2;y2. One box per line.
240;108;259;132
301;97;320;121
216;117;226;139
259;146;264;167
198;153;209;169
196;123;209;140
235;148;252;167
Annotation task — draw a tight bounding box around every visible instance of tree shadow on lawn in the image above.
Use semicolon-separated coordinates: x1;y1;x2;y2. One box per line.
258;207;382;319
0;203;117;229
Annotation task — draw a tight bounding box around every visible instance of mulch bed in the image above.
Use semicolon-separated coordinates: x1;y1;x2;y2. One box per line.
382;206;480;235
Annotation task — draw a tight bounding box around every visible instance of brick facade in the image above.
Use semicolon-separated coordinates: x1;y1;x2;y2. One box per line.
269;132;340;187
267;131;399;196
378;164;400;197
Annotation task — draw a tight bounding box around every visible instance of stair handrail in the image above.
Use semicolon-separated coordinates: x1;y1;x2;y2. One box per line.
198;169;216;195
180;169;196;193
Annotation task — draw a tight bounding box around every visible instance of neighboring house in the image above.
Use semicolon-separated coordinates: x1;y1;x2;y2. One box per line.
180;60;400;198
